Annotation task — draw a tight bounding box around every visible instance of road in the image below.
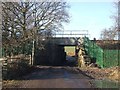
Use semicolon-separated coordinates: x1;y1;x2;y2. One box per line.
4;66;94;88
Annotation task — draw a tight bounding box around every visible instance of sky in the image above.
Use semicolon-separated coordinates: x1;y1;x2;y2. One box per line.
63;1;116;40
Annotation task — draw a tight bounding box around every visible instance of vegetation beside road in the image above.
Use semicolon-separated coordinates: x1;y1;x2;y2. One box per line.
3;57;32;80
79;66;119;82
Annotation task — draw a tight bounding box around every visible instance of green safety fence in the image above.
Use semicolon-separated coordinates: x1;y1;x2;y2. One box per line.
83;37;103;68
103;50;119;68
83;37;119;68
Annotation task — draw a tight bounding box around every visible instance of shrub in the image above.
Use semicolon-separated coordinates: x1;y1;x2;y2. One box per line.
3;59;31;80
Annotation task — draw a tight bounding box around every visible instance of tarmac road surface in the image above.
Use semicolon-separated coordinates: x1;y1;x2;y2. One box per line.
4;66;94;88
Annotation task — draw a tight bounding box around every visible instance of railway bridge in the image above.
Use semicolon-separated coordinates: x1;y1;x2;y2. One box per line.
35;30;89;66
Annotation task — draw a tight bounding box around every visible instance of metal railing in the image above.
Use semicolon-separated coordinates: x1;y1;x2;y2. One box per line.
53;30;89;38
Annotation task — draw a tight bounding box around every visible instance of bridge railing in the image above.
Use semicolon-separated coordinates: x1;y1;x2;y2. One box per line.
53;30;89;38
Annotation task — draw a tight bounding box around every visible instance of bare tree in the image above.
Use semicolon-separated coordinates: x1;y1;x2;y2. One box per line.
2;1;70;57
100;1;119;40
100;27;117;40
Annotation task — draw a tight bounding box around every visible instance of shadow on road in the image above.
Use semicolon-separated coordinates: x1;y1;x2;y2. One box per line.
20;66;94;80
3;63;96;88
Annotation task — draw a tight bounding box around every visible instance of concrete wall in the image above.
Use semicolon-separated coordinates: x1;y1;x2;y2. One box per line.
34;43;66;65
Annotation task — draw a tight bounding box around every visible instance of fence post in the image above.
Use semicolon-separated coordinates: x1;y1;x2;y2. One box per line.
29;55;32;65
2;58;8;79
102;49;104;68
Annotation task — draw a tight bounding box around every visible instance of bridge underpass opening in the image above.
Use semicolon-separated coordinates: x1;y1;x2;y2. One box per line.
53;30;89;66
63;45;77;66
64;46;75;56
34;30;89;66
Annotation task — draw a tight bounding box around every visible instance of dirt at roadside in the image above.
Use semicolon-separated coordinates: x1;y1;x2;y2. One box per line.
79;66;120;82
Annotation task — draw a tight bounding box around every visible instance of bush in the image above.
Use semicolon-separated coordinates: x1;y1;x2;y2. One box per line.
3;59;31;80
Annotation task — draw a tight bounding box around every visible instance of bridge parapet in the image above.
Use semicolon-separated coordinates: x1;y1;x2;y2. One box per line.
49;37;85;46
50;30;89;46
53;30;89;38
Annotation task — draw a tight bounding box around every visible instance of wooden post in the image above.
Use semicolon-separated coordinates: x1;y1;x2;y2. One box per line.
31;40;34;65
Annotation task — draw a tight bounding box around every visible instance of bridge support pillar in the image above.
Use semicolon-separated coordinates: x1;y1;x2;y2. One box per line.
75;37;86;68
77;49;85;68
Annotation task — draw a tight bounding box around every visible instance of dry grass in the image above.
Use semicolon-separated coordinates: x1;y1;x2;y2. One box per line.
80;66;120;82
3;80;20;88
108;67;120;81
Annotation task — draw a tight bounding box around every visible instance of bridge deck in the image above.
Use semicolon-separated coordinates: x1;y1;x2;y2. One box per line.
48;37;78;46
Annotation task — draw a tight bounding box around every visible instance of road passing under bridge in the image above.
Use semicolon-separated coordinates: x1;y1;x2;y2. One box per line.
3;66;94;88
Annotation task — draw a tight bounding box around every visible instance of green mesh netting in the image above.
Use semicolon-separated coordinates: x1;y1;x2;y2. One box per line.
83;37;119;68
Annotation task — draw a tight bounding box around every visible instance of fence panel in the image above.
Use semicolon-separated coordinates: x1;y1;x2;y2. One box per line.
83;37;103;68
83;37;119;68
103;50;119;68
